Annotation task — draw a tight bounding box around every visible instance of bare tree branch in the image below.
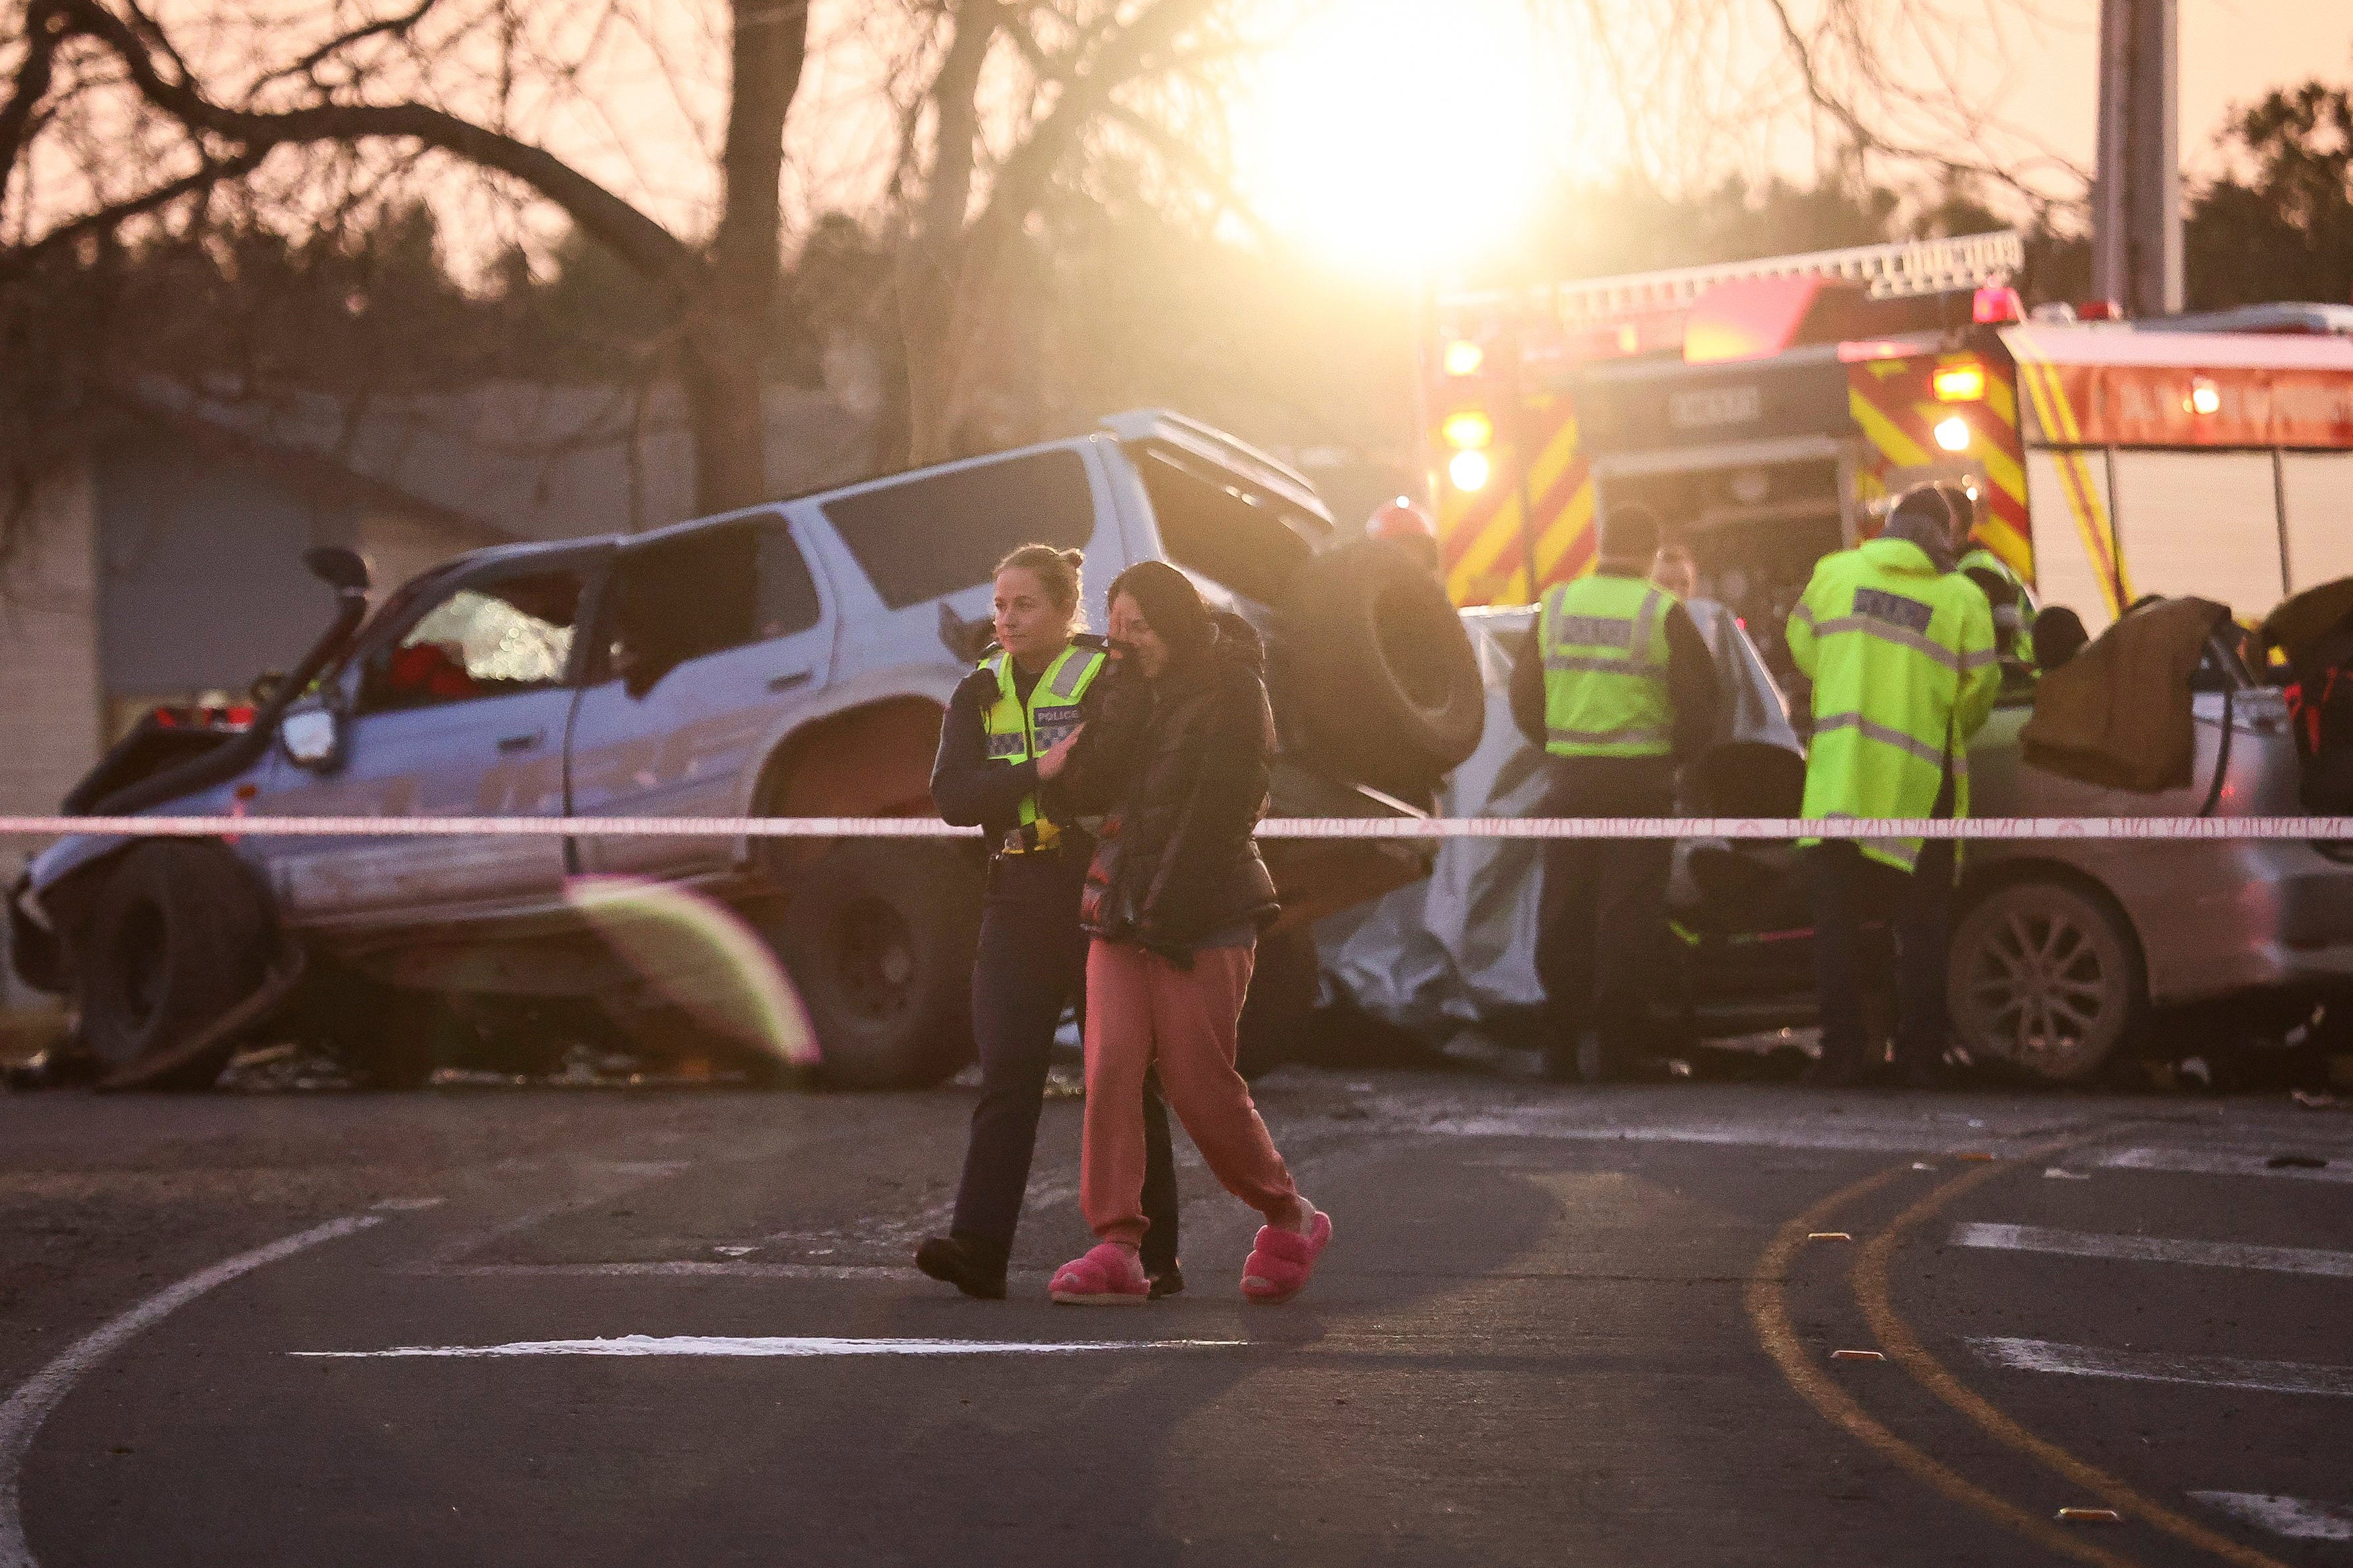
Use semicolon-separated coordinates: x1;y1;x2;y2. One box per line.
51;0;702;297
0;143;265;277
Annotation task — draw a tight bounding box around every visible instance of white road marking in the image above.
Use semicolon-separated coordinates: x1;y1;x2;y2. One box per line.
1406;1108;2043;1157
2190;1491;2353;1541
0;1214;382;1568
411;1260;917;1284
1951;1223;2353;1280
294;1334;1245;1360
2092;1147;2352;1184
1970;1337;2353;1398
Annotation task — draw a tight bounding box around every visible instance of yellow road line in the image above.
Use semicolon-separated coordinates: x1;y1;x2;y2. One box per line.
1856;1161;2295;1568
1743;1166;2146;1568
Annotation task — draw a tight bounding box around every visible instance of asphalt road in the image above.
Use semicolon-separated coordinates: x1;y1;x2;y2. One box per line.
3;1071;2350;1567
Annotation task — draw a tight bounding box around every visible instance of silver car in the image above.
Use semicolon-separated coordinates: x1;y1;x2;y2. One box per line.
1327;604;2353;1083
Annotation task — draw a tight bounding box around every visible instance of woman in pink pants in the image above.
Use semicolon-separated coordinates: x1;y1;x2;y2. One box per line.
1044;562;1329;1305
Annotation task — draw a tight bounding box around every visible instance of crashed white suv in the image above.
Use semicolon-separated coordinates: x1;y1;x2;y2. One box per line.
14;412;1483;1089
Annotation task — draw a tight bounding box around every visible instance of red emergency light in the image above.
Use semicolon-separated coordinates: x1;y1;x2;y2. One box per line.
1971;284;2024;325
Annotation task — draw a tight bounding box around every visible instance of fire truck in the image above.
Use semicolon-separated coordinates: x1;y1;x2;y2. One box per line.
1422;231;2353;647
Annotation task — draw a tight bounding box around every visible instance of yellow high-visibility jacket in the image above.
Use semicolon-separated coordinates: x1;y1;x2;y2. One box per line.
1787;537;1999;872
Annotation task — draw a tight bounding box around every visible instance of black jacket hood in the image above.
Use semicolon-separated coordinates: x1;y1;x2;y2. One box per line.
1204;610;1266;677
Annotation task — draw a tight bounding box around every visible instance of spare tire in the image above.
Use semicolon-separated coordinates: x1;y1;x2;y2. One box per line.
1288;541;1484;798
72;841;272;1090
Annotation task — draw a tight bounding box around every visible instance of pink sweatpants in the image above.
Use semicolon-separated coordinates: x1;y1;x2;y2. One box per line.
1081;938;1301;1248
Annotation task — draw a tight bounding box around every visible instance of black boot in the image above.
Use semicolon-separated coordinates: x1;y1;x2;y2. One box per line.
1143;1257;1186;1299
915;1232;1009;1300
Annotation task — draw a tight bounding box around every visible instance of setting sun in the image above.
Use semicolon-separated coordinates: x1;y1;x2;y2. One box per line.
1235;0;1549;278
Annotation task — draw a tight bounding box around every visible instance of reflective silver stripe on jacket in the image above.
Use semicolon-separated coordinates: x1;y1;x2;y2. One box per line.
1546;725;1671;750
1046;649;1098;699
1812;811;1926;870
1808;615;1971;673
1811;710;1966;775
1628;589;1664;671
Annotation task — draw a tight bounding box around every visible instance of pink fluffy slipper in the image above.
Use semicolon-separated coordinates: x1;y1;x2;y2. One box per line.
1049;1243;1149;1305
1241;1210;1331;1304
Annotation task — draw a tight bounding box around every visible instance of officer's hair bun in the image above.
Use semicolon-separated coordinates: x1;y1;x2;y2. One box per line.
1059;548;1085;569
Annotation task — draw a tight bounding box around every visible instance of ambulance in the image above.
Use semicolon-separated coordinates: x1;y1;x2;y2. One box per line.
1423;230;2353;646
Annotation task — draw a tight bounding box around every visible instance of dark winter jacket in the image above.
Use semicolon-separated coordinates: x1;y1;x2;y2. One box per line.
1055;612;1280;954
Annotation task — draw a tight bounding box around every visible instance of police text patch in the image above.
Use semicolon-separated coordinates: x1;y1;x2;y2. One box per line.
1854;587;1933;634
1553;614;1633;650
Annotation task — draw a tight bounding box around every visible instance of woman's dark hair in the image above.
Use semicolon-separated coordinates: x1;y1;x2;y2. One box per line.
1106;560;1214;662
994;543;1086;618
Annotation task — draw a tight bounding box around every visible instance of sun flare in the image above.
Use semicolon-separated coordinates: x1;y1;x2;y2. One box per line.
1236;0;1549;278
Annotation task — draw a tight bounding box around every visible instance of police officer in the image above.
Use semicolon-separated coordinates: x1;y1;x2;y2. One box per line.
1788;485;2000;1087
917;544;1182;1299
1512;505;1719;1082
1944;483;2037;669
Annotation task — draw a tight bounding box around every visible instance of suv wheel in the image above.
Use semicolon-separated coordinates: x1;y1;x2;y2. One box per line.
1948;877;2144;1083
73;841;272;1090
768;842;983;1089
1289;541;1485;799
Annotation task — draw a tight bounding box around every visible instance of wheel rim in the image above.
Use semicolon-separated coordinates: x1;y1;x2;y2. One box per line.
829;899;918;1023
1953;884;2127;1081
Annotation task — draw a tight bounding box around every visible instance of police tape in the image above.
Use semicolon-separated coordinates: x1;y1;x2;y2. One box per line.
1;814;2350;841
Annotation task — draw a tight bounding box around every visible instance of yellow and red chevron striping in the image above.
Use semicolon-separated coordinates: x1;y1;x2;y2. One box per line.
1436;395;1596;606
1847;354;2032;579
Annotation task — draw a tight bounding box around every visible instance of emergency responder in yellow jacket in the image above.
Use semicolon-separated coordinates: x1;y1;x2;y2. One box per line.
1511;505;1720;1082
1942;482;2037;670
1788;484;1999;1087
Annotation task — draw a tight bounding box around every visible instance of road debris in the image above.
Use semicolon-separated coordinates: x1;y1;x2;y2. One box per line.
2057;1508;2123;1524
1829;1349;1885;1362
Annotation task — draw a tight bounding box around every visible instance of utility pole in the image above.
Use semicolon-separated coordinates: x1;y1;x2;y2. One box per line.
2092;0;2182;317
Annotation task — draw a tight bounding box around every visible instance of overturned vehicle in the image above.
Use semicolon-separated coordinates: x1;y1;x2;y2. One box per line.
1327;591;2353;1083
12;412;1481;1090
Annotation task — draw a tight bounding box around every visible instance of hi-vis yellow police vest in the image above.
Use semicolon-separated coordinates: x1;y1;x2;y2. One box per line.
1537;574;1677;757
980;638;1107;850
1786;536;2000;873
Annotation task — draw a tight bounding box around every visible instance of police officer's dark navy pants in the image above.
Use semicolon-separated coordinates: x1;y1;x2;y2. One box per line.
1810;840;1953;1072
1535;755;1676;1067
952;850;1180;1271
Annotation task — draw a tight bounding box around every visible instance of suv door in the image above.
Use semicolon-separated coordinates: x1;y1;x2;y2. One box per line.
264;551;604;927
568;513;836;880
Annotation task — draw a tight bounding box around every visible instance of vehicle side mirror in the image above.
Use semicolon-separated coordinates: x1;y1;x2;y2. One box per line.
303;546;372;595
281;704;343;770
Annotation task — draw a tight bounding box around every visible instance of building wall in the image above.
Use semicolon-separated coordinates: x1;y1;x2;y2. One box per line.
0;455;104;819
358;507;501;602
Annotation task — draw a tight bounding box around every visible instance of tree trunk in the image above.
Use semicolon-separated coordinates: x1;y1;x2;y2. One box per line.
690;0;811;515
895;1;1001;468
682;325;772;518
